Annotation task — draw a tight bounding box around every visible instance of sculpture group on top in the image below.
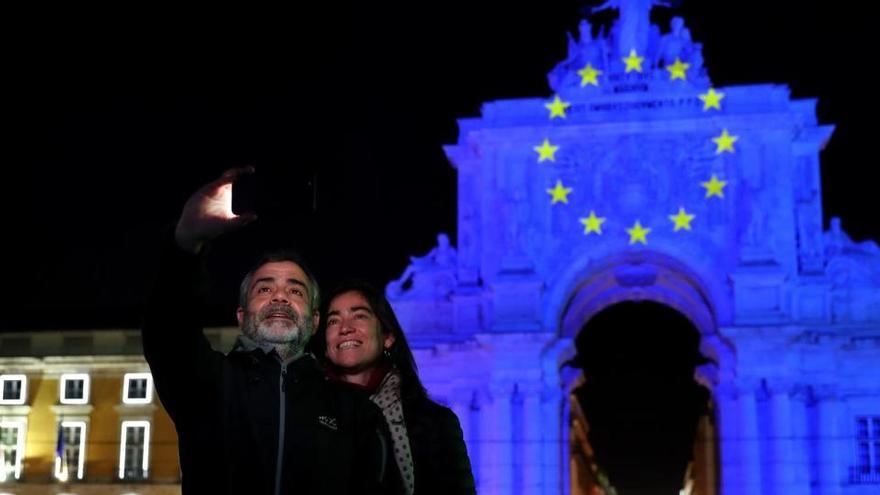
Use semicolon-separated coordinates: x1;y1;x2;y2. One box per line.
548;0;707;93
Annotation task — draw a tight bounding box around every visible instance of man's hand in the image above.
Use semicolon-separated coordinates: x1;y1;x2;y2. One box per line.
174;167;258;254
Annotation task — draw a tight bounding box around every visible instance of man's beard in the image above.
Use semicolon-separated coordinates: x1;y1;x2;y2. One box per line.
242;303;313;348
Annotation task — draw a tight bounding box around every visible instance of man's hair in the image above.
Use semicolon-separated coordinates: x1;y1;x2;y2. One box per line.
238;250;320;313
311;280;427;400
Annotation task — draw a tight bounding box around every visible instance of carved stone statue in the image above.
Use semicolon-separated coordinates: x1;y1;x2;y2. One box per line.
689;42;705;75
824;217;880;258
824;217;847;257
657;16;692;66
578;19;594;49
386;233;458;299
548;18;609;90
592;0;674;56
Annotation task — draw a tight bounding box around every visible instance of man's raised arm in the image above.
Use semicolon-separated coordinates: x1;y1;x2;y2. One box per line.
142;167;257;420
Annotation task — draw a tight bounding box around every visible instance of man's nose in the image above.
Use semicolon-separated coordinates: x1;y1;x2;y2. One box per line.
271;292;290;304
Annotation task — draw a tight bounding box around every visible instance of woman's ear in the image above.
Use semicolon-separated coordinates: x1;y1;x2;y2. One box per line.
383;332;396;349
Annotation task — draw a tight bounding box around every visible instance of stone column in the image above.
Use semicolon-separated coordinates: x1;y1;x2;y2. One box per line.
766;381;796;493
478;385;513;495
717;382;762;495
560;391;572;495
814;387;842;495
541;389;563;495
789;386;812;495
737;385;763;493
521;385;544;494
715;384;740;495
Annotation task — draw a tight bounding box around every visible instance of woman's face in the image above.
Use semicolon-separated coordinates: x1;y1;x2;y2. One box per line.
325;291;395;376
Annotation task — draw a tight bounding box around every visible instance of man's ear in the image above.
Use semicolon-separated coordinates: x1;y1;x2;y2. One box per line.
312;311;320;334
236;307;245;327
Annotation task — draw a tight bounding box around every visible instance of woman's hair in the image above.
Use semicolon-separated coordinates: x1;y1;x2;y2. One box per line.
311;280;427;400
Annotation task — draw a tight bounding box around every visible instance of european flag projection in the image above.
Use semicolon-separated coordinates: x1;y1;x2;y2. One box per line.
386;2;880;494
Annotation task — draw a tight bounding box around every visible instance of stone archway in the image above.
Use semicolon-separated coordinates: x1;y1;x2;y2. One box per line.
557;252;715;341
568;301;714;495
553;252;730;495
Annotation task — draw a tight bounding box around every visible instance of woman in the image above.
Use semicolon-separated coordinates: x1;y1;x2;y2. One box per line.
311;280;476;495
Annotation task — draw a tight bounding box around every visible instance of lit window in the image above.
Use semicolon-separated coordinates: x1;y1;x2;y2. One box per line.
118;421;150;480
0;421;26;482
59;373;90;405
54;421;87;481
854;416;880;479
0;375;26;405
122;373;153;405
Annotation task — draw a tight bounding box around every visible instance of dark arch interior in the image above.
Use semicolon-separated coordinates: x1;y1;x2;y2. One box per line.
570;301;711;495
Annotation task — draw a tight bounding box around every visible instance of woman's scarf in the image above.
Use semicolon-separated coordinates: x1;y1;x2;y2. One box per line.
371;369;415;495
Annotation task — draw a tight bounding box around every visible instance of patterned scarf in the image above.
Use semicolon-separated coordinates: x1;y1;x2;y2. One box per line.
370;369;414;495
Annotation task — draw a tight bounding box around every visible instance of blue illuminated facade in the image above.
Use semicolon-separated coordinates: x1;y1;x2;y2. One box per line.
387;3;880;494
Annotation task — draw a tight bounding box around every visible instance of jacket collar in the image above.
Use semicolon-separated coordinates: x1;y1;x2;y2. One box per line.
231;335;316;368
232;334;276;355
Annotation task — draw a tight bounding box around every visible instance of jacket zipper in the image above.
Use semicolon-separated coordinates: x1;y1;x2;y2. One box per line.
274;363;287;495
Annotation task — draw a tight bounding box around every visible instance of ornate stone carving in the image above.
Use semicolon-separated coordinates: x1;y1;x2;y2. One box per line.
592;0;674;57
386;233;458;300
657;16;692;66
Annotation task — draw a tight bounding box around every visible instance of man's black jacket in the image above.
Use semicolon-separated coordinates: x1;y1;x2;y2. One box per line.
142;240;388;494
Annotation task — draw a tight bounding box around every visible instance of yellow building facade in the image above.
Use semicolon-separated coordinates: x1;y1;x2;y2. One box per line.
0;328;238;495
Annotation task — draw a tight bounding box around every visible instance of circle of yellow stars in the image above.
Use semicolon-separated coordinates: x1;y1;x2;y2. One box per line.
532;49;737;245
533;131;731;243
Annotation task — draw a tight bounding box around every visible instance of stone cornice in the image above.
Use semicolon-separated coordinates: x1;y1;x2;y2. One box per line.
0;356;151;375
50;404;95;417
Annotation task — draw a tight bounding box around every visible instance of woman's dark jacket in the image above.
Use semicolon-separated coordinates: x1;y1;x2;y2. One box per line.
340;371;475;495
397;395;476;495
142;239;388;495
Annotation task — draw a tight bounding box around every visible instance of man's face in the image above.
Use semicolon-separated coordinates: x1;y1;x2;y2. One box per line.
236;261;318;346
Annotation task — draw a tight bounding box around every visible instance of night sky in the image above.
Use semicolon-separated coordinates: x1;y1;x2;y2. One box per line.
4;1;876;330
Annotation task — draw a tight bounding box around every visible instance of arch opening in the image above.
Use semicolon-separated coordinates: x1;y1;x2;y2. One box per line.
567;300;715;495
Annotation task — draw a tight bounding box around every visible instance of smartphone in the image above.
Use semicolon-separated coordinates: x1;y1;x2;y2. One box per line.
231;171;260;217
232;166;317;219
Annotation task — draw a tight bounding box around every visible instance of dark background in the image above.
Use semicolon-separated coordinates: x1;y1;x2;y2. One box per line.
4;1;876;330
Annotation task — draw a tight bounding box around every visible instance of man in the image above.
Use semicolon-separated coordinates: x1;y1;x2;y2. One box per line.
142;167;387;494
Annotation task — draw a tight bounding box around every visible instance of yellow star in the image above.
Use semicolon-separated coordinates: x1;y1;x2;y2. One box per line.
546;180;573;204
579;210;606;235
577;63;603;87
701;174;727;198
712;128;739;154
626;220;651;245
698;88;725;111
666;58;690;81
622;49;644;73
668;207;695;231
545;95;571;119
533;139;560;163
